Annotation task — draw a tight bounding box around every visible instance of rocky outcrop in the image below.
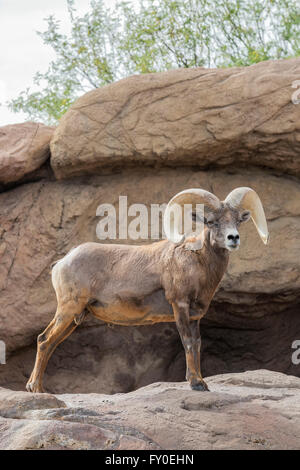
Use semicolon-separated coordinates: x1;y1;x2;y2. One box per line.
0;387;66;419
0;59;300;395
0;370;300;450
0;122;54;185
50;58;300;180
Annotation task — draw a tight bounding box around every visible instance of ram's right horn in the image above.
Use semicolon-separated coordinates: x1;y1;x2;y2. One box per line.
224;187;269;245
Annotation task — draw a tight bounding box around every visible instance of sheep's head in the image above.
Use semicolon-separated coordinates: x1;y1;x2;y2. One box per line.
199;204;251;251
163;187;269;252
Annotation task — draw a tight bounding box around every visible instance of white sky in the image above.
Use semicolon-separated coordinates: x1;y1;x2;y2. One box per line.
0;0;126;125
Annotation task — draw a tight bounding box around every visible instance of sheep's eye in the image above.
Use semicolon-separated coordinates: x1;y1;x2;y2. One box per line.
207;220;217;228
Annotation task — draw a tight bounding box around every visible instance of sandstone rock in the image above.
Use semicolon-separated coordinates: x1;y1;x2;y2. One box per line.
116;434;159;450
0;417;116;450
0;167;299;393
0;387;66;419
50;58;300;180
0;370;299;449
0;122;54;185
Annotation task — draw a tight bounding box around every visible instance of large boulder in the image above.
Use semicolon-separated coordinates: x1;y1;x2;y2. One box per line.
0;370;300;449
0;122;54;185
50;58;300;179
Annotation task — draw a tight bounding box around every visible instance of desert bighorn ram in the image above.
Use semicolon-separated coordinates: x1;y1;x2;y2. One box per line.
27;187;269;393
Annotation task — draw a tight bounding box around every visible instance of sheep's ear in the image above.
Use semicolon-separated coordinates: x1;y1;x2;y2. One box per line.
240;210;251;223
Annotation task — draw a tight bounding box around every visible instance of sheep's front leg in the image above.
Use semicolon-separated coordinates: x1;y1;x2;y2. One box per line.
189;319;208;391
172;302;209;391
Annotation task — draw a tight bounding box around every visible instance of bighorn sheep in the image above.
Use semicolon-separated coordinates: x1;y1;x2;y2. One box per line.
26;187;269;393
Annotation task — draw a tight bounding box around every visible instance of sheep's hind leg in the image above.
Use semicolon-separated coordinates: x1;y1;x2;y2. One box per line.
26;300;86;393
26;317;56;392
172;302;209;392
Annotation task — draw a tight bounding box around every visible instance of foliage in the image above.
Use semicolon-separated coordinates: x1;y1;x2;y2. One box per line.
9;0;300;124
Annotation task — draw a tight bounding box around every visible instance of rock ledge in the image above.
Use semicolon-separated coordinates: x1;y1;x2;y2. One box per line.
1;370;299;450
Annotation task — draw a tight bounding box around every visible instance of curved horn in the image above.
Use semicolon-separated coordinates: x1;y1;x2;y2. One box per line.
224;187;269;245
163;188;221;243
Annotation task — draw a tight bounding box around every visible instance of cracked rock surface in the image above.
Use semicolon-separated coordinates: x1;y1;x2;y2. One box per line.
0;370;299;450
0;122;54;185
50;59;300;179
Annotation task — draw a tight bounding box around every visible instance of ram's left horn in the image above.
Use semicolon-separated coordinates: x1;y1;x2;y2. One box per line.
164;188;221;243
224;187;269;245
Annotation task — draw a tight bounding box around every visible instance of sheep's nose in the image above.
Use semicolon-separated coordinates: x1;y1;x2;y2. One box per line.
227;233;240;242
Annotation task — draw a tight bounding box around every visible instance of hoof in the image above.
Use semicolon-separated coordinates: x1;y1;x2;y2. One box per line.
190;381;209;392
26;381;44;393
